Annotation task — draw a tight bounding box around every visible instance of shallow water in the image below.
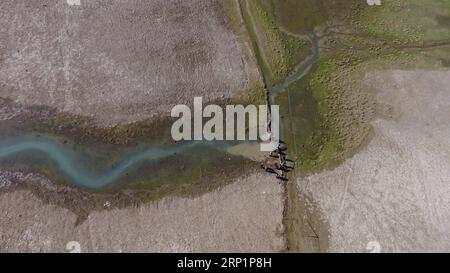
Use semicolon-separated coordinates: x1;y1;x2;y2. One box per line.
0;136;236;189
0;32;320;190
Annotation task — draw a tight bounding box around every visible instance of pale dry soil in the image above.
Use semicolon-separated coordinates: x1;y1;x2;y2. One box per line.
0;172;285;252
0;0;258;126
300;70;450;252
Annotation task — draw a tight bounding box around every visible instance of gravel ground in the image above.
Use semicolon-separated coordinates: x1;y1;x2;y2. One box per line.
299;70;450;252
0;0;256;126
0;172;285;252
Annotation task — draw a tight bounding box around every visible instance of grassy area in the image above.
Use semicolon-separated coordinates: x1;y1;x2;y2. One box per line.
272;0;326;34
358;0;450;44
291;0;450;173
241;0;311;85
276;77;340;173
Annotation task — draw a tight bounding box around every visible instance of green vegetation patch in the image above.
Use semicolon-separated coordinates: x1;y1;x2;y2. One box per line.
272;0;327;34
358;0;450;44
297;42;447;173
241;0;311;85
278;0;450;174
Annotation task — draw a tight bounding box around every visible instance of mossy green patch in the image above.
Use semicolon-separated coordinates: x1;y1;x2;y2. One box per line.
299;38;448;172
278;0;450;174
241;0;311;85
275;77;341;173
358;0;450;44
272;0;326;34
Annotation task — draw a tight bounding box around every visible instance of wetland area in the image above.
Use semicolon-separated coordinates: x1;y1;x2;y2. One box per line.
1;0;450;252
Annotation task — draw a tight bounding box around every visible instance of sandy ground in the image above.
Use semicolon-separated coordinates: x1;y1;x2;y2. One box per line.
0;172;285;252
299;70;450;252
0;0;257;126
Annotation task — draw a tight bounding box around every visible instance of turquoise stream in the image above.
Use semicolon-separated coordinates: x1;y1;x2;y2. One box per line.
0;33;320;189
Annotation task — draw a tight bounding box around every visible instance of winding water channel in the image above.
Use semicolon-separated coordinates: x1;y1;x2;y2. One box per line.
0;33;320;190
